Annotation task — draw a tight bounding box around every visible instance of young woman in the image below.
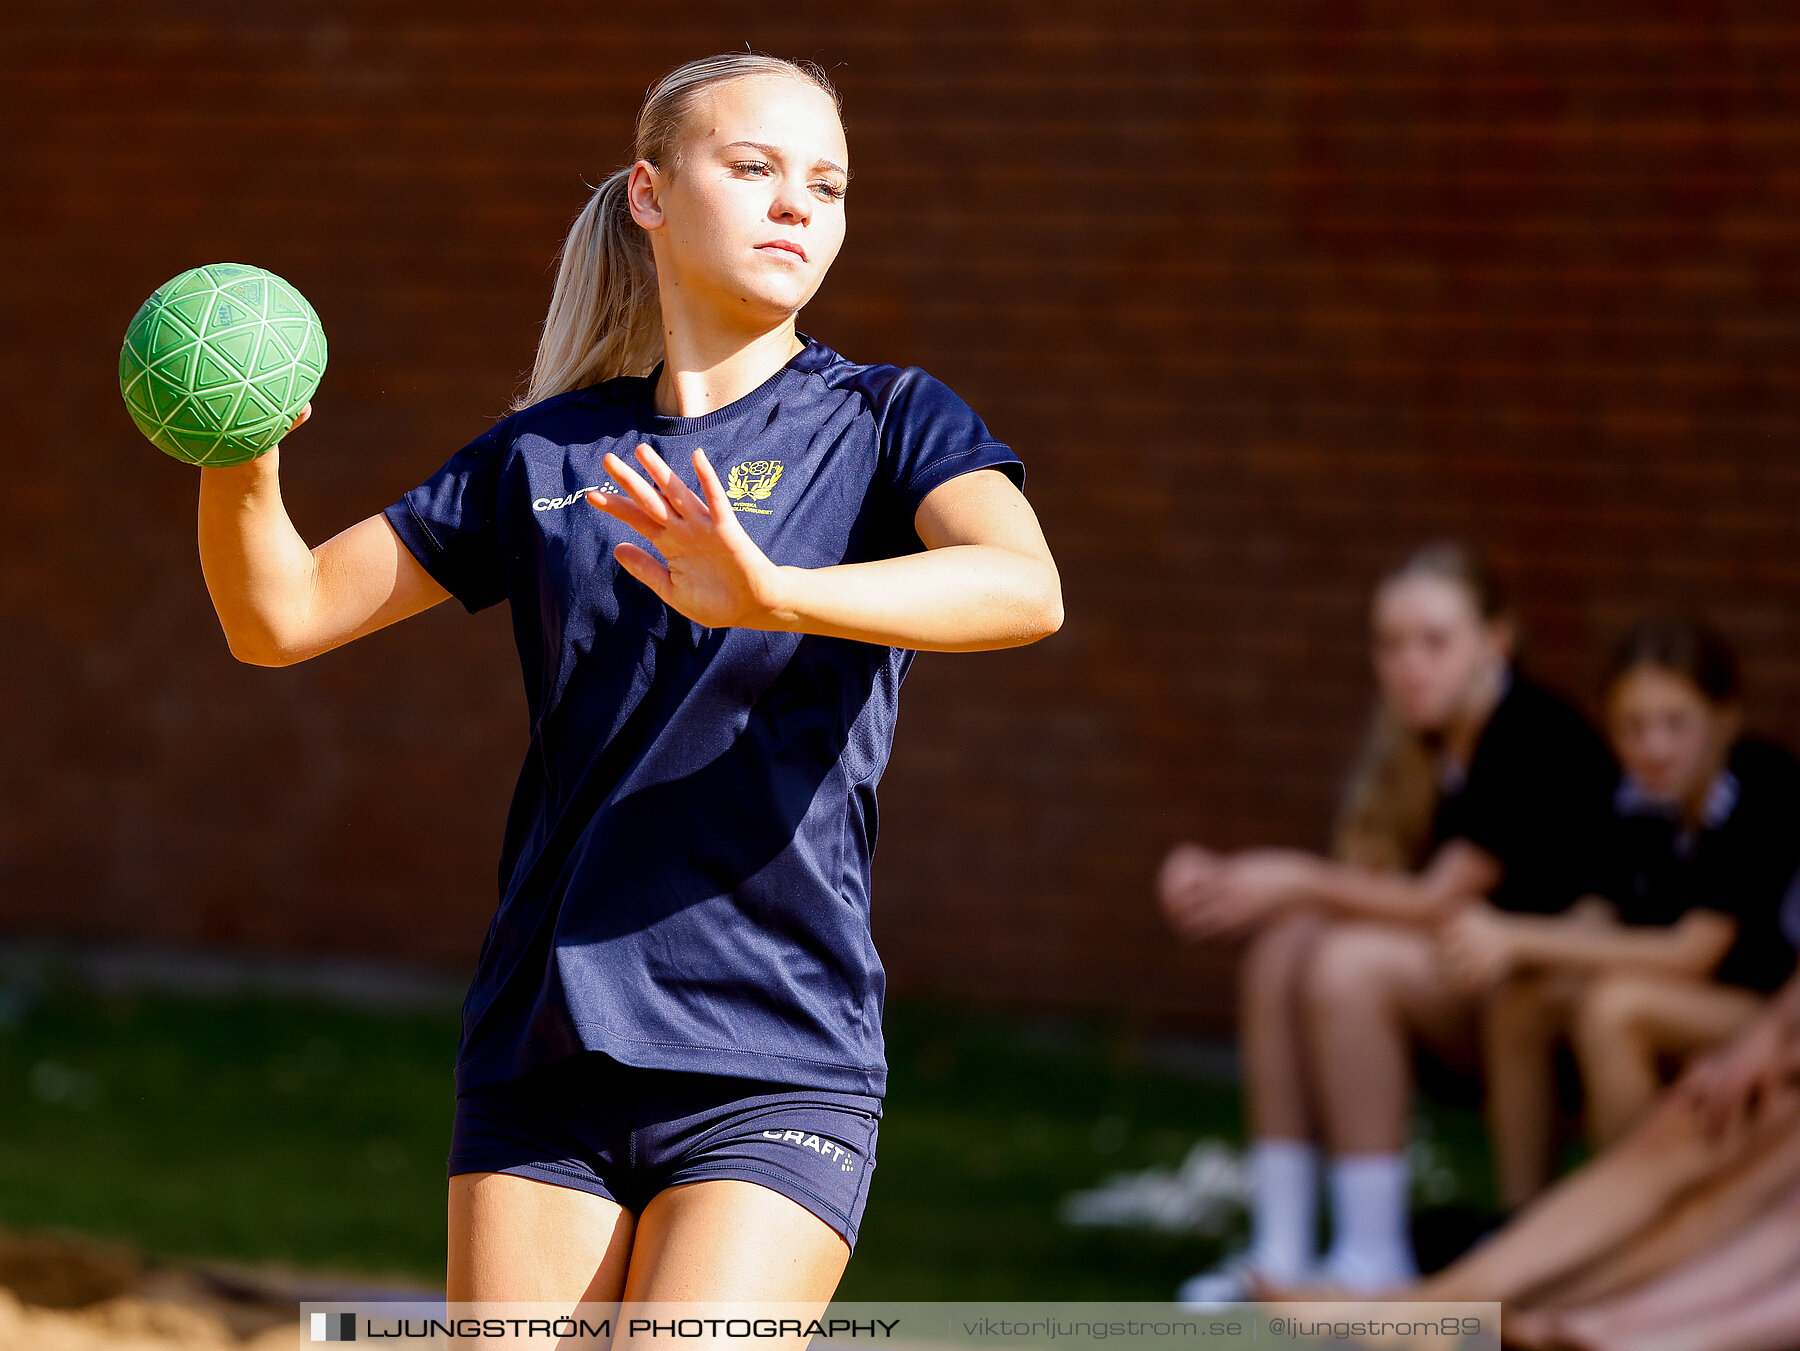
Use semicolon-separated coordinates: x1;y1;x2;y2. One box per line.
195;54;1060;1309
1158;541;1617;1297
1443;618;1800;1207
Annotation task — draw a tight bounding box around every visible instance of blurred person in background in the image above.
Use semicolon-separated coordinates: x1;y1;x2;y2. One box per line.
1159;540;1618;1298
1422;968;1800;1351
1444;617;1800;1209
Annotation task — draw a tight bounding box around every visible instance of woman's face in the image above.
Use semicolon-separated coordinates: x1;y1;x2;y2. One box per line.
631;75;849;328
1371;574;1510;733
1607;666;1738;805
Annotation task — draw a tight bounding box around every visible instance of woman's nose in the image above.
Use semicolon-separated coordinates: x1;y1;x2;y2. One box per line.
772;179;812;223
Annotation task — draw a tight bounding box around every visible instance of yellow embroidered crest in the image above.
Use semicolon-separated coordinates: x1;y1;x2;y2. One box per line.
725;459;784;514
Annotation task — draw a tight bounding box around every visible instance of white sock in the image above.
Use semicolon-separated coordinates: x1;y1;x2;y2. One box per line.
1323;1151;1418;1291
1246;1139;1320;1282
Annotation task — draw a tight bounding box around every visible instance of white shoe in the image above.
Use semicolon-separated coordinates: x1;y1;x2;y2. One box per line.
1175;1257;1253;1306
1059;1141;1248;1235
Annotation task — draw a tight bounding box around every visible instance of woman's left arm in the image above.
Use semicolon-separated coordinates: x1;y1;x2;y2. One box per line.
590;444;1062;651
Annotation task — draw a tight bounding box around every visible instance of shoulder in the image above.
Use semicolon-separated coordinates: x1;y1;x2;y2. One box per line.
797;341;994;437
1478;673;1616;783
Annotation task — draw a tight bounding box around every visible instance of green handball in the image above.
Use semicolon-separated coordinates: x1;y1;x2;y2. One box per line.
119;263;327;466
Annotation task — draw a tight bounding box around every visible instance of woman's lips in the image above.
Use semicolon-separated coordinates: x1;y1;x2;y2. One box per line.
756;240;807;262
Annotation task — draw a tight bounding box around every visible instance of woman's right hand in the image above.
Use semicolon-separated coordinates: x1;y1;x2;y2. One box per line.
1157;843;1223;938
1159;847;1320;939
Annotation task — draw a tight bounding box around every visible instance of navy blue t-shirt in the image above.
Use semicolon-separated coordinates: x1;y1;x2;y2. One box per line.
383;336;1025;1097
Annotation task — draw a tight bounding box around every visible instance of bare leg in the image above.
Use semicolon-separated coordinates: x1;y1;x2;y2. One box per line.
1241;910;1330;1141
1419;1087;1799;1305
1573;976;1764;1148
1306;923;1475;1155
1539;1111;1800;1307
1630;1273;1800;1351
1301;924;1475;1292
447;1172;635;1303
1483;972;1583;1210
1554;1176;1800;1346
1212;910;1334;1285
614;1179;849;1349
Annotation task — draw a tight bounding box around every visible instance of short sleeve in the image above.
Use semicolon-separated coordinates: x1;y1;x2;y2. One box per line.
1434;682;1619;911
382;421;509;614
877;368;1025;524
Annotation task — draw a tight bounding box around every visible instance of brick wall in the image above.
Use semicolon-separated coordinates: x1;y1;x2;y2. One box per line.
6;3;1800;1030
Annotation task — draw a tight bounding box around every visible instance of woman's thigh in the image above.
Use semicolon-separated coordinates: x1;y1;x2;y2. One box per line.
1629;979;1766;1058
447;1171;635;1305
621;1177;850;1304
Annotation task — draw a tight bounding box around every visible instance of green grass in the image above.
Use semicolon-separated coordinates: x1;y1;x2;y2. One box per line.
0;984;457;1282
0;981;1497;1296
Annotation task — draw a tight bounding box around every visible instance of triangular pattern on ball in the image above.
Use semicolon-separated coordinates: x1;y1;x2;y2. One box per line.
118;263;328;467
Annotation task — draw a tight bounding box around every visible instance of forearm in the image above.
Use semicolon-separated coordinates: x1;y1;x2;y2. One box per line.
197;450;320;665
1292;862;1455;924
1504;915;1730;978
765;544;1063;652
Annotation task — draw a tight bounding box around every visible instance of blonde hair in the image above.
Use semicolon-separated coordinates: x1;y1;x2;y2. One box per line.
514;54;842;409
1331;540;1514;870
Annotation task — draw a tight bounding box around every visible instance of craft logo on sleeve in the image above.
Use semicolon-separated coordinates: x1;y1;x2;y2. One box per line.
310;1310;357;1341
726;460;784;514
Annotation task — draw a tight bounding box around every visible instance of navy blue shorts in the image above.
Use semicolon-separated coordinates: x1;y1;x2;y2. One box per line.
447;1052;882;1249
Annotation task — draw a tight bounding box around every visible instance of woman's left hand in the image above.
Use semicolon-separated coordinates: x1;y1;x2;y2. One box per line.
589;444;789;629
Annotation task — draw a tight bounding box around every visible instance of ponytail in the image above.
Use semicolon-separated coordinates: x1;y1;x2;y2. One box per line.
515;169;661;407
515;53;842;409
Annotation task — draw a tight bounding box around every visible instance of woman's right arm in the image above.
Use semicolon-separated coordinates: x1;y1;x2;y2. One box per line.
1440;902;1737;990
198;427;449;667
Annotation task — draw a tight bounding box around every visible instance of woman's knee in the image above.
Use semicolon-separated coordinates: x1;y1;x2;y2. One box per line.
1304;924;1419;1018
1572;974;1661;1054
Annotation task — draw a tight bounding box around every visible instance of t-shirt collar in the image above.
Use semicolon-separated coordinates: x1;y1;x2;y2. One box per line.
1614;767;1739;825
634;333;823;438
1614;764;1741;860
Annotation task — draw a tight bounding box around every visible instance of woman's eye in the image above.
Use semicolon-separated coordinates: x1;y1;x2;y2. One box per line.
812;182;846;201
732;161;773;177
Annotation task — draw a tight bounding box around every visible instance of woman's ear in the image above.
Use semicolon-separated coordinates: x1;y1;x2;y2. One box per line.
627;160;666;230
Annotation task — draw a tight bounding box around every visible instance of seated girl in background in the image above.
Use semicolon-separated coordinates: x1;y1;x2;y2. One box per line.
1443;618;1800;1209
1158;540;1618;1297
